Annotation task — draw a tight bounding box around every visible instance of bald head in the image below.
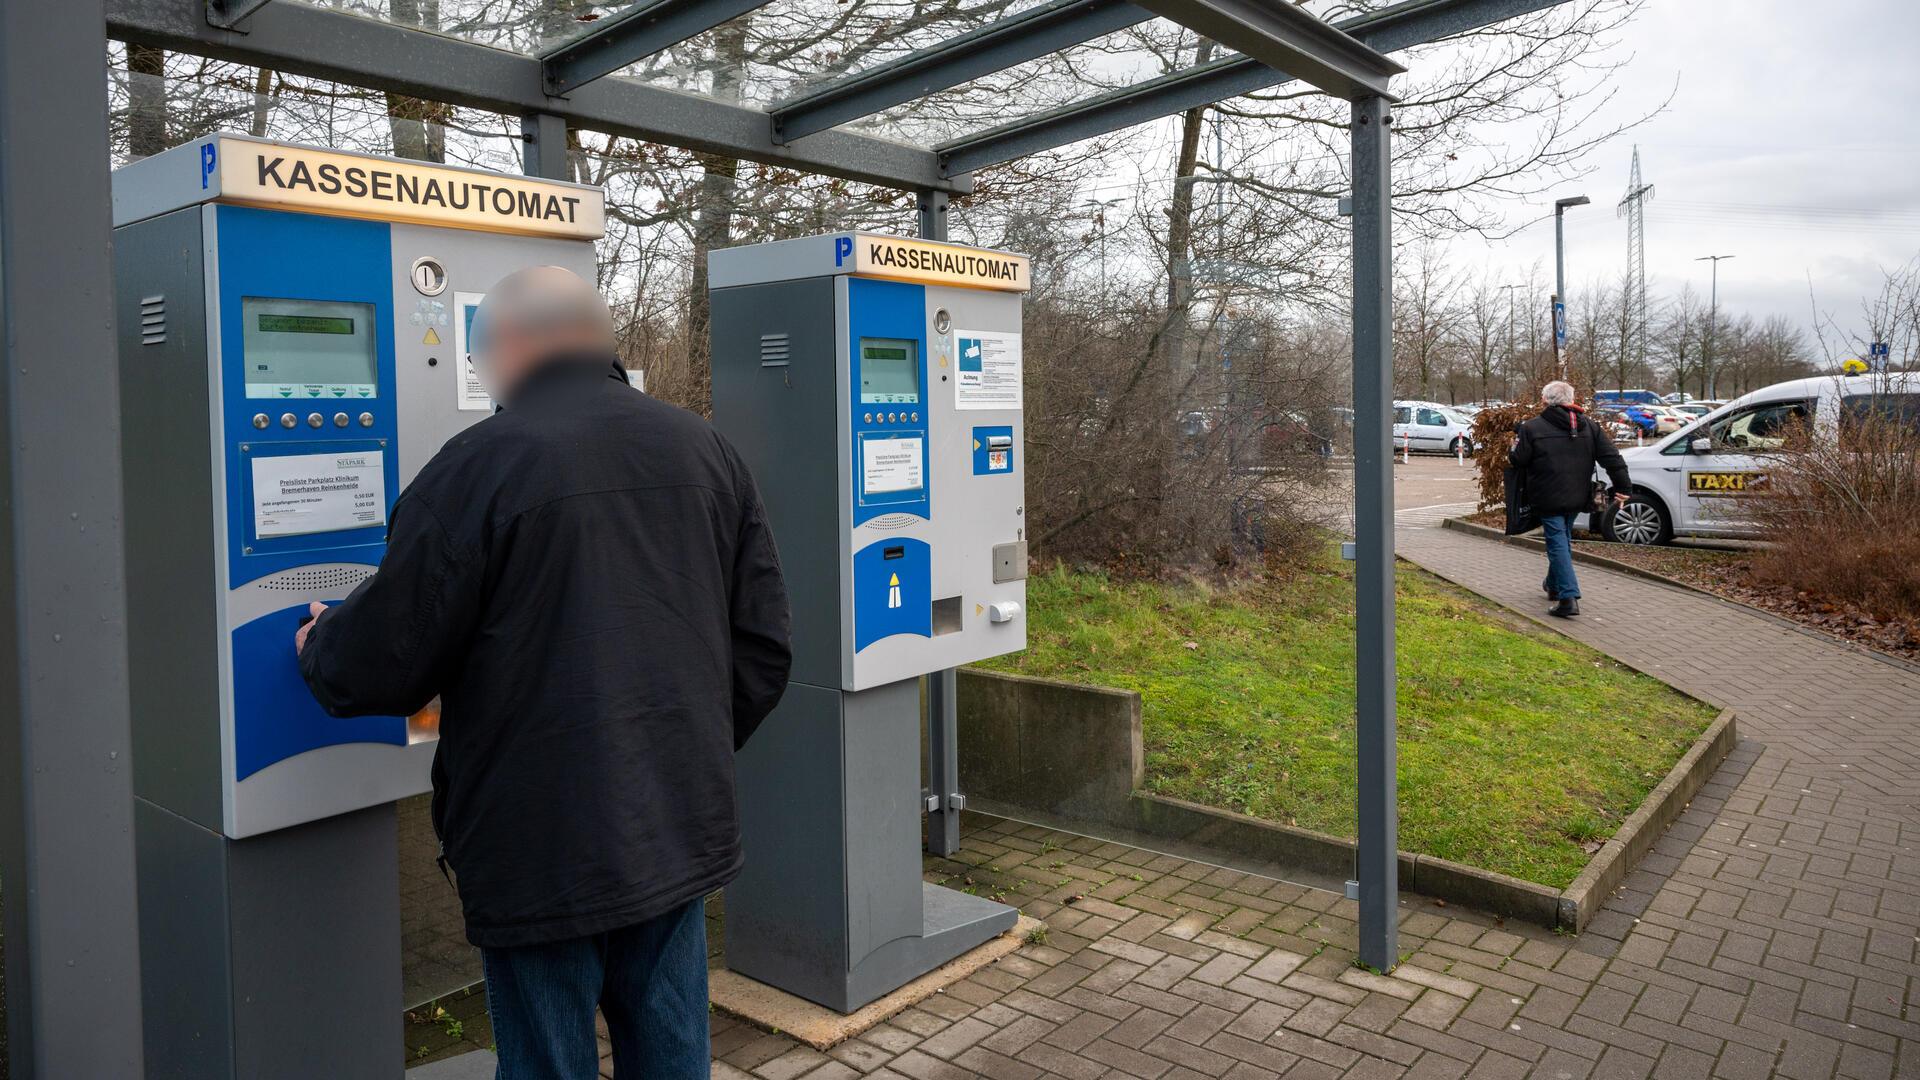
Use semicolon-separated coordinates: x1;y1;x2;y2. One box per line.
470;266;617;404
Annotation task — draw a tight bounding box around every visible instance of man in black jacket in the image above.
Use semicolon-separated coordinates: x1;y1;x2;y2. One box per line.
1511;380;1632;618
296;266;791;1079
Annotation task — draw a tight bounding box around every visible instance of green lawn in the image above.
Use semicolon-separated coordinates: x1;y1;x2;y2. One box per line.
977;549;1717;888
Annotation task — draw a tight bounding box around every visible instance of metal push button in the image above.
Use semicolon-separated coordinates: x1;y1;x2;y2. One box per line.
333;412;350;428
252;413;270;429
280;413;297;429
307;412;324;428
358;412;375;428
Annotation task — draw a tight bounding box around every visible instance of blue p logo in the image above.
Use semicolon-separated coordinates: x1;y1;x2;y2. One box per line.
834;236;853;266
200;143;217;189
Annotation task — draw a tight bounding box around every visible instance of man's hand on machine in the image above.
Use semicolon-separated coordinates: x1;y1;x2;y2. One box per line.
294;601;329;656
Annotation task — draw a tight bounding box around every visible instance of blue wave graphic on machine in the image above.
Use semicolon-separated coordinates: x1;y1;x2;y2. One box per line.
216;205;407;779
854;538;931;651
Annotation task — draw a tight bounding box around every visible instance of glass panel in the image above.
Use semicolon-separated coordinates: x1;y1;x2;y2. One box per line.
306;0;640;55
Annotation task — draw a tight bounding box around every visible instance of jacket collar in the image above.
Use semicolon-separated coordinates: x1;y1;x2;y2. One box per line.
505;352;628;406
1540;404;1583;433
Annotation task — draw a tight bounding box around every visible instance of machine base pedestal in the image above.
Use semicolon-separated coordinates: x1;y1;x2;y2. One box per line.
726;679;1017;1014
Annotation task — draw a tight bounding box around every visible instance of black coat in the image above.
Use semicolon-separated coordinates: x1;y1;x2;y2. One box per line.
1510;405;1632;516
300;357;792;947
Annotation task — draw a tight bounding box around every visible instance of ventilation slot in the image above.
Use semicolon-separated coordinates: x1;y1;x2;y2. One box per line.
139;295;167;346
256;566;374;593
759;333;790;367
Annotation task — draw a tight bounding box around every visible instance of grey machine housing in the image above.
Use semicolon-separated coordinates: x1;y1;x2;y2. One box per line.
710;232;1029;1013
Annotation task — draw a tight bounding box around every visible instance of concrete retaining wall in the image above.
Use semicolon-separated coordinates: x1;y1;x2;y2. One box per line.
956;667;1736;931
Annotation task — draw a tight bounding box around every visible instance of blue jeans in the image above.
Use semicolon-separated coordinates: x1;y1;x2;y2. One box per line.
482;898;709;1080
1540;513;1580;600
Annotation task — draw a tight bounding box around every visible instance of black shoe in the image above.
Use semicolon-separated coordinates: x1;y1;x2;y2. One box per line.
1549;598;1580;618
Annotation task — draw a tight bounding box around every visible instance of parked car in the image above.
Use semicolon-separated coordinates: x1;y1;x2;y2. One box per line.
1581;373;1920;544
1589;407;1638;443
1593;388;1665;408
1673;400;1725;420
1392;401;1476;455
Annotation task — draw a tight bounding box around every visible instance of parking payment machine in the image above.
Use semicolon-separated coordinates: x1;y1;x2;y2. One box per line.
111;134;602;1078
710;233;1029;1011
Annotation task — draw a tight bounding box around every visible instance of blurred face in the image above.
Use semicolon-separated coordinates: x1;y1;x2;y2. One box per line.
468;266;616;405
470;315;543;405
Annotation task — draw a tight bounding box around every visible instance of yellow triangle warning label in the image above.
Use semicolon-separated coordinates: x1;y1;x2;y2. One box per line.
888;573;900;586
423;327;441;345
975;603;984;615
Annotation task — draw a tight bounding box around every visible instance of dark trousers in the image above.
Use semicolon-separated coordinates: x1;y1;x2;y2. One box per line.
481;897;708;1080
1540;513;1581;600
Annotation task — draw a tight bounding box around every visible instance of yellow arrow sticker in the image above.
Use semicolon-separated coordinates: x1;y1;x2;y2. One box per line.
973;438;981;450
423;327;441;345
888;573;899;586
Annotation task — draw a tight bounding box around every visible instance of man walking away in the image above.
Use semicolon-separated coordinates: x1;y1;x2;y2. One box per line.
1510;380;1631;618
295;266;792;1079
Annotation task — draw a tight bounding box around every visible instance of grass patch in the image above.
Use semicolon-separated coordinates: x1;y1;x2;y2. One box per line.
977;547;1716;888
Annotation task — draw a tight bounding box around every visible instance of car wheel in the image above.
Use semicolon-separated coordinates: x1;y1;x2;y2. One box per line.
1449;436;1471;456
1600;492;1671;546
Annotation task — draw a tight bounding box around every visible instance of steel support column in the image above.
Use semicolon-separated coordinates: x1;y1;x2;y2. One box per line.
916;188;964;857
541;0;771;97
521;112;572;181
1349;93;1398;974
0;0;148;1075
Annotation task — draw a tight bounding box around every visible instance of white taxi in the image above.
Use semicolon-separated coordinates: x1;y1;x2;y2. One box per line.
1584;373;1920;544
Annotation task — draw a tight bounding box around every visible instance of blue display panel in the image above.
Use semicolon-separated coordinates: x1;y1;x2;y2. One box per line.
215;206;407;778
853;538;932;651
848;277;930;526
217;205;400;585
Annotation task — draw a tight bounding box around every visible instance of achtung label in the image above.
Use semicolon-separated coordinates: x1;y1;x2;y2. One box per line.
1688;471;1764;494
212;137;605;240
847;235;1030;292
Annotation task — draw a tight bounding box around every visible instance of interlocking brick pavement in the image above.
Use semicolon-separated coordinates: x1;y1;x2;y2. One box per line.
686;525;1919;1079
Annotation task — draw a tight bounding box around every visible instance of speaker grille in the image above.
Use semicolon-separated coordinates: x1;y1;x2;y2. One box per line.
255;566;373;593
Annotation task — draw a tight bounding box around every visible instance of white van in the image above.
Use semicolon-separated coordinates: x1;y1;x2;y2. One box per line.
1586;373;1920;544
1392;401;1476;455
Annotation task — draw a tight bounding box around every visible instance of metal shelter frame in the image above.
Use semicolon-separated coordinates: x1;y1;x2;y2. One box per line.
1;0;1568;1072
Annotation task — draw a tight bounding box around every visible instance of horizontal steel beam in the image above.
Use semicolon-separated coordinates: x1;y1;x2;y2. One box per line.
541;0;770;97
107;0;970;193
1129;0;1402;101
938;0;1568;175
769;0;1154;143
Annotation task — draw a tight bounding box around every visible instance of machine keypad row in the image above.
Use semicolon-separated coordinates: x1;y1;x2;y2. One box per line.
252;412;376;430
863;411;920;424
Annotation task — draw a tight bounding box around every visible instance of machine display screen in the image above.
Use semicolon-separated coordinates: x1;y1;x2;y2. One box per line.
241;297;378;400
859;338;920;404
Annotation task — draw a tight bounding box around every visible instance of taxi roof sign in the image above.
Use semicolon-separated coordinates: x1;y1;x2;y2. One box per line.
112;133;606;240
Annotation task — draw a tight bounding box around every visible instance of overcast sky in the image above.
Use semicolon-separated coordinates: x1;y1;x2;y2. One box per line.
1456;0;1920;362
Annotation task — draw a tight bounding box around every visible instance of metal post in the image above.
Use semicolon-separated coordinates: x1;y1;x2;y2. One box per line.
1349;93;1398;974
520;112;572;181
916;189;951;242
915;188;963;856
1696;254;1733;400
0;1;148;1074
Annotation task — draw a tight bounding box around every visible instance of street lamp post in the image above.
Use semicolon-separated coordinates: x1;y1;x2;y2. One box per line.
1081;197;1122;300
1697;254;1735;399
1553;195;1590;376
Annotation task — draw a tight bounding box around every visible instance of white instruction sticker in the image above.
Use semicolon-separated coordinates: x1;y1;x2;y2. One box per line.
453;291;492;411
252;451;387;539
954;329;1022;411
862;437;925;495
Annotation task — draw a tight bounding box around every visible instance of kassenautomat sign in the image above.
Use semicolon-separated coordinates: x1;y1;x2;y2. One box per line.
197;135;605;239
837;234;1031;292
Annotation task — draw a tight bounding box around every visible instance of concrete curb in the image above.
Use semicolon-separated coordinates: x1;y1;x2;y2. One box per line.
1438;516;1920;677
1557;709;1738;929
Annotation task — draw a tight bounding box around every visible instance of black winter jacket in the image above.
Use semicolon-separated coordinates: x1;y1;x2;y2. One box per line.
299;357;792;947
1510;405;1632;516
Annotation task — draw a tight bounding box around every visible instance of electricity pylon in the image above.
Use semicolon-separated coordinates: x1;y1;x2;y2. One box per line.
1617;146;1655;373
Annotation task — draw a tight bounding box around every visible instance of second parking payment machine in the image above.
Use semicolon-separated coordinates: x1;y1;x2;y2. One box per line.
710;233;1030;1012
112;134;602;1078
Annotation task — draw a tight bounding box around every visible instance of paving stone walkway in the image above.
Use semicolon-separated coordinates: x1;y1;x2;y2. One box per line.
686;525;1917;1080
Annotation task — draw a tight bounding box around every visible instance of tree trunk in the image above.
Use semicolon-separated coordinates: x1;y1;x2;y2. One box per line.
385;0;449;162
249;67;275;137
684;20;750;416
127;44;168;159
